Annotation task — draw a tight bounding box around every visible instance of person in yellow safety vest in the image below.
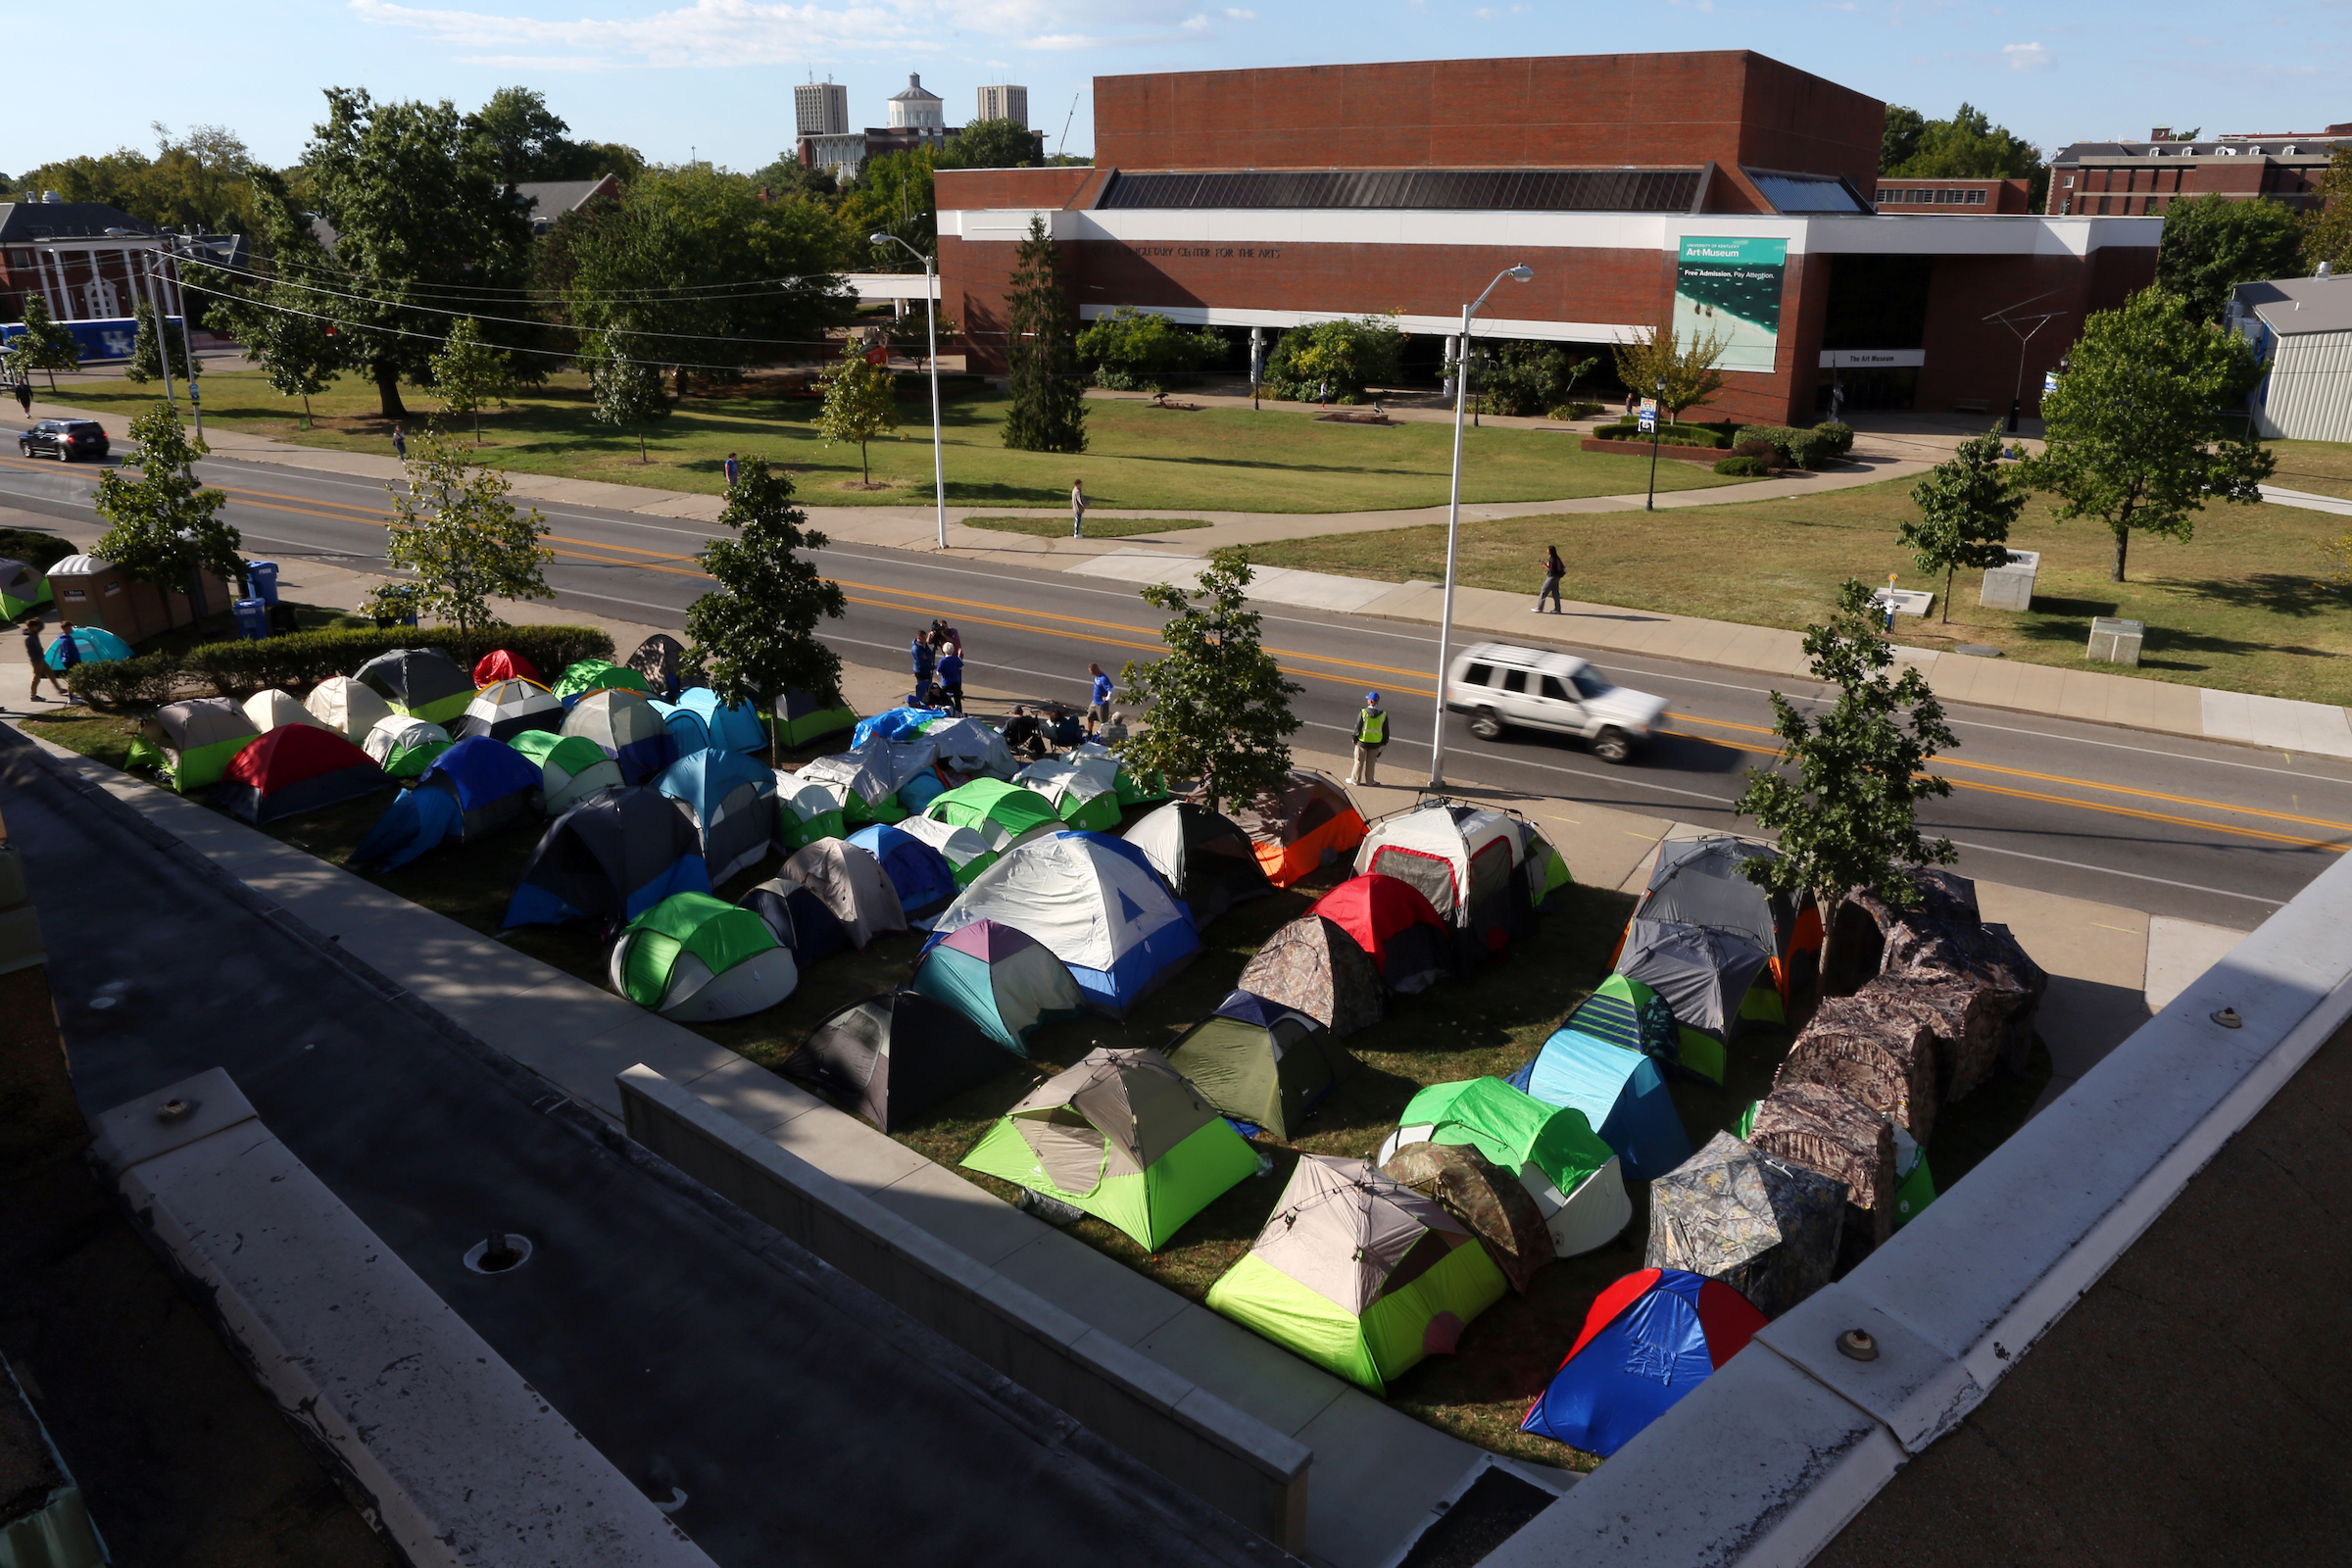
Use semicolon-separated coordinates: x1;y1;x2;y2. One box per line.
1348;691;1388;787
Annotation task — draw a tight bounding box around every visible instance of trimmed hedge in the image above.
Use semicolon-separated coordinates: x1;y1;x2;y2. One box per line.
1714;455;1771;477
66;623;616;708
1590;421;1732;450
1735;421;1856;470
0;529;78;573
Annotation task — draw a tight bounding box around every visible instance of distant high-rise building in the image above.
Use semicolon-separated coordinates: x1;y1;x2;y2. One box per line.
795;79;848;138
977;84;1029;127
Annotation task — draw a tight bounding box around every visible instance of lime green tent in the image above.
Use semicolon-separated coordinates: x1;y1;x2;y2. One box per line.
124;698;259;793
1205;1153;1507;1395
363;715;455;779
0;558;54;619
507;730;624;815
779;778;849;851
961;1048;1257;1250
609;892;798;1020
924;778;1061;855
553;659;651;703
1382;1077;1631;1258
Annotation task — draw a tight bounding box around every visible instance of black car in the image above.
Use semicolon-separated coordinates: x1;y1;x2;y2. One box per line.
18;419;109;462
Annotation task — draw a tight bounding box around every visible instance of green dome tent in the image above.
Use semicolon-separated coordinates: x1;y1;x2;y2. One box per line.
364;714;455;779
1205;1154;1507;1396
1164;991;1356;1141
553;659;651;703
1011;758;1123;833
609;892;798;1020
777;685;857;749
1379;1077;1632;1258
777;776;849;852
508;730;624;815
125;698;259;793
922;778;1061;855
961;1049;1258;1250
0;558;53;618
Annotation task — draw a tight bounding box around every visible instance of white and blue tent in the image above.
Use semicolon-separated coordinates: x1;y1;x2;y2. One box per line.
657;747;777;886
1507;1026;1691;1182
678;687;768;755
922;831;1200;1017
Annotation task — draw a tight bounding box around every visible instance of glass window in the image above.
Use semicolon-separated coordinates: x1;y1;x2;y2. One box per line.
1501;669;1528;695
1570;670;1609;700
1462;662;1495;687
1540;676;1573;703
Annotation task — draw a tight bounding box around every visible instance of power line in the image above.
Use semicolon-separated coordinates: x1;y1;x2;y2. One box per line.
244;245;854;306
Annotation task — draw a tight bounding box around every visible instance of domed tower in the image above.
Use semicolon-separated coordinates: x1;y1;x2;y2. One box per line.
886;74;945;130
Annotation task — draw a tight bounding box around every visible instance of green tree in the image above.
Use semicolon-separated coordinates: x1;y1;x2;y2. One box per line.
1475;341;1598;417
942;119;1046;170
1881;106;1927;173
583;331;669;461
1902;428;2027;621
1263;316;1405;404
836;147;939;266
430;316;514;444
1613;319;1731;422
1002;216;1087;453
1115;548;1303;814
2155;195;2309;324
465;86;644;185
1885;103;2046;206
10;296;80;390
94;405;242;613
19;123;259;233
382;429;553;655
1733;579;1958;987
124;300;188;385
2305;144;2352;274
191;167;344;428
815;343;902;484
2021;287;2273;582
303;87;536;417
1076;307;1221;392
685;458;847;766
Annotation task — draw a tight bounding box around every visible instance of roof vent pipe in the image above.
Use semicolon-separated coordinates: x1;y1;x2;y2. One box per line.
2321;262;2335;280
41;190;61;204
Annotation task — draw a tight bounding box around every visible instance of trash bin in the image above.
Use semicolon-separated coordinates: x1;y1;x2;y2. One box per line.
244;560;280;605
232;597;271;642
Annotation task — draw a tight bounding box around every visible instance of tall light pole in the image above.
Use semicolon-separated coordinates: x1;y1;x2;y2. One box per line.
1426;262;1533;791
157;236;204;445
871;233;948;550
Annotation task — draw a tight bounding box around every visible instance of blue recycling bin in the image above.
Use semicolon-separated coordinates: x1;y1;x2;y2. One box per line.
244;560;280;605
232;597;271;641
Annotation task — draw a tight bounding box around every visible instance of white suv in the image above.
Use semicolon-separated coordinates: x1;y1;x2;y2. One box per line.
1444;642;1667;763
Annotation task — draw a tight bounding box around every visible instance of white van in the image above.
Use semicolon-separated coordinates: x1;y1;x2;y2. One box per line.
1444;642;1667;763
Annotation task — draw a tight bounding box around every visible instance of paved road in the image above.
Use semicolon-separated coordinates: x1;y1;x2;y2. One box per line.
8;449;2345;926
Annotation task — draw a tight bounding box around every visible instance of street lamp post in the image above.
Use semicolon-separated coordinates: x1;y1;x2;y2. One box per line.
1643;374;1665;511
871;233;948;550
1426;262;1533;792
158;237;204;445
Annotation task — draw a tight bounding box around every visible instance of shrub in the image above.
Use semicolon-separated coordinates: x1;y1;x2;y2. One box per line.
0;529;79;572
1262;316;1405;403
1714;455;1771;477
62;653;183;709
1473;342;1601;418
1547;400;1607;420
1814;420;1856;460
1731;438;1786;468
1738;423;1837;468
65;622;615;706
1591;421;1731;449
1078;308;1224;393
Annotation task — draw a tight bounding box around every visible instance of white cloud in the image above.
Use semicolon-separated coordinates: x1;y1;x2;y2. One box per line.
1181;11;1211;27
2002;40;2053;69
1224;5;1255;16
1472;5;1494;16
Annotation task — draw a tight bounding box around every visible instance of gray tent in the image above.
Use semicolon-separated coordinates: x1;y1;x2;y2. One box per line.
799;738;940;808
1615;917;1772;1085
1645;1131;1845;1320
918;716;1019;780
779;838;907;949
1635;836;1801;957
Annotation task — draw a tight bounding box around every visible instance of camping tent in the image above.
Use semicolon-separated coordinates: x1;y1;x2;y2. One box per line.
1204;1154;1508;1396
676;687;766;755
961;1048;1258;1249
1556;974;1684;1068
1515;820;1574;911
0;558;52;617
926;832;1200;1016
43;626;131;667
1235;915;1386;1041
609;892;797;1021
652;700;710;760
241;688;329;735
1631;836;1822;1019
449;678;564;744
798;739;939;826
657;747;776;886
417;736;545;841
1311;875;1453;995
853;707;940;748
846;823;959;918
1068;743;1168;808
349;783;464;871
1123;801;1273;929
1613;918;1774;1087
896;765;948;817
907;920;1084;1056
739;876;852;969
472;649;541;686
1012;758;1122;832
625;633;686;700
552;659;651;704
353;647;475;725
777;839;907;949
214;725;390;825
1508;1027;1692;1182
918;715;1018;780
1379;1078;1631;1258
1380;1142;1554;1295
504;786;710;928
134;698;259;792
893;813;996;886
562;688;676;785
304;676;393;743
785;990;1013;1131
1519;1268;1767;1457
1355;804;1533;957
776;776;849;852
1645;1131;1845;1320
508;730;623;815
1231;770;1367;888
777;686;857;750
923;778;1059;854
363;714;454;780
1164;992;1355;1140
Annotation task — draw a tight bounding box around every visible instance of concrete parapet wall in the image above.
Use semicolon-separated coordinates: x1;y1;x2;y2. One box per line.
617;1063;1312;1554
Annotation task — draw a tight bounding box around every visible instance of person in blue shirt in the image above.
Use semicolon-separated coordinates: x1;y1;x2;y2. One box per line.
1087;662;1113;726
936;644;964;715
910;629;936;706
723;452;740;488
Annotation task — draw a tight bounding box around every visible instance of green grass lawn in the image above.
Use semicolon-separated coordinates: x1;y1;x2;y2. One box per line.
19;708;2042;1470
61;368;1754;514
2269;439;2352;503
1250;476;2352;704
964;514;1214;538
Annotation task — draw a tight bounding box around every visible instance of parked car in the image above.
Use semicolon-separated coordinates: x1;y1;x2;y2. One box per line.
1444;641;1667;763
18;419;109;462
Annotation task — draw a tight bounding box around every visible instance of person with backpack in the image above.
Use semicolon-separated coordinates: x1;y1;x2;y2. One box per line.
1535;544;1565;613
1348;691;1388;786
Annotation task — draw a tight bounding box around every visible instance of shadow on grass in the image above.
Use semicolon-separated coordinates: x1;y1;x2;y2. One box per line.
2169;572;2345;620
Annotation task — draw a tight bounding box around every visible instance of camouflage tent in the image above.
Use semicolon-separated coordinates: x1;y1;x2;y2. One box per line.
1836;869;2046;1086
1645;1131;1845;1320
1236;913;1385;1041
1775;996;1939;1144
627;632;689;699
1381;1141;1554;1295
1749;1083;1896;1246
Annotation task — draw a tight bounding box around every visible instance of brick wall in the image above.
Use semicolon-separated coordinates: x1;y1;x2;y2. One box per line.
1911;244;2156;416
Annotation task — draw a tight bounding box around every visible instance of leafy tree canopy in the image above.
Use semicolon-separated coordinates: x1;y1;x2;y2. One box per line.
124;300;191;386
685;459;846;765
383;429;553;652
1262;317;1404;404
1613;320;1729;422
941;119;1047;170
8;297;80;387
1115;548;1303;814
1902;428;2026;621
1002;216;1087;453
2306;144;2352;275
582;330;669;461
18;122;259;232
94;405;241;605
431;316;514;443
465;86;644;186
837;148;939;266
1077;308;1223;392
815;343;902;483
2155;195;2309;324
1885;103;2043;181
1881;106;1928;175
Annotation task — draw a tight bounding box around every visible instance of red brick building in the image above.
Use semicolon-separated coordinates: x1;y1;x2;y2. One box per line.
1872;178;2032;215
938;51;2159;423
2051;127;2351;217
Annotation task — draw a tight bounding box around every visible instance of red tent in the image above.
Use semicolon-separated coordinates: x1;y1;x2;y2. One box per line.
215;725;391;825
473;648;543;686
1310;873;1452;995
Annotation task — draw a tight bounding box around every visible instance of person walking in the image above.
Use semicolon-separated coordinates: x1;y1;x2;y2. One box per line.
1087;662;1113;727
1534;544;1565;613
723;452;740;489
391;423;407;461
1348;692;1388;787
909;627;936;706
11;377;29;417
1316;379;1331;412
936;643;964;715
1070;479;1088;540
21;615;67;704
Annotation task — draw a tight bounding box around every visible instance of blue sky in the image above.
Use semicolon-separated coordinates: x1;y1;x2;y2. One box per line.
12;0;2349;178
